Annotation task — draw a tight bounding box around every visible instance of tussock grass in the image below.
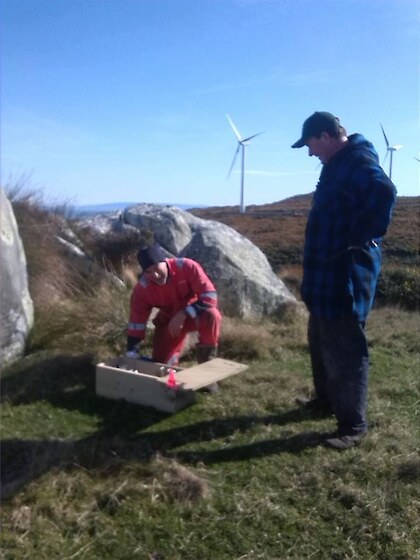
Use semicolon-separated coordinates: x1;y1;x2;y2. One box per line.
7;183;87;308
5;183;135;357
76;226;142;275
220;308;307;362
150;454;211;503
28;279;131;356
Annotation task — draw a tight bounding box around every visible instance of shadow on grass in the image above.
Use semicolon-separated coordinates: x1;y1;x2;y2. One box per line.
1;412;331;500
0;353;169;434
0;353;97;409
169;430;331;464
1;353;332;500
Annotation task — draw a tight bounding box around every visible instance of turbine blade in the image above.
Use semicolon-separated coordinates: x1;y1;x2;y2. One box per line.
242;131;264;143
414;156;420;163
380;123;390;148
382;151;389;166
226;114;242;142
227;145;240;179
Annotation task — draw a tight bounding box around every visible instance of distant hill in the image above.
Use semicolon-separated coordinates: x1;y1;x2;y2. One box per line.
190;194;419;271
189;193;313;215
72;201;207;217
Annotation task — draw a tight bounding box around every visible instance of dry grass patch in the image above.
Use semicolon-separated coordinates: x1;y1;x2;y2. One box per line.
219;309;307;362
150;455;210;503
28;278;131;356
7;185;87;307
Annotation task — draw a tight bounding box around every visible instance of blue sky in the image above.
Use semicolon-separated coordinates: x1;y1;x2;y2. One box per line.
1;0;419;208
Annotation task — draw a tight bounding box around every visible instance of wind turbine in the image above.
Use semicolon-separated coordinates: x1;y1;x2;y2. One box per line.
380;123;403;180
414;156;420;163
226;114;263;213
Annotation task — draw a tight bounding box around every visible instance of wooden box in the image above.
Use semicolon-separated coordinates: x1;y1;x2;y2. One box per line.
95;356;248;413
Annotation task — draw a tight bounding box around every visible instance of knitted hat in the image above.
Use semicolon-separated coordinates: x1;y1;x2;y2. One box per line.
137;243;166;270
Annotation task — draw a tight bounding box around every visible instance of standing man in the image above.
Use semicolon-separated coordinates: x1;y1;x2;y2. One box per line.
126;243;222;389
291;112;397;450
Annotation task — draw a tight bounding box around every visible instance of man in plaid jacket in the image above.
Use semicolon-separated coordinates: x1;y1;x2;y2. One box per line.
292;112;397;449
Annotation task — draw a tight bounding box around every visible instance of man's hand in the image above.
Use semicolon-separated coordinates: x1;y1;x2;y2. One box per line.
168;310;186;337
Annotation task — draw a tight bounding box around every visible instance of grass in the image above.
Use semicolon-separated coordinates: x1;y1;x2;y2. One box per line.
1;308;419;560
1;185;419;559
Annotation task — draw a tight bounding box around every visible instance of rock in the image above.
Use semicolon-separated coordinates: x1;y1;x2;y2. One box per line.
124;204;192;255
0;188;34;368
75;211;139;237
123;204;299;319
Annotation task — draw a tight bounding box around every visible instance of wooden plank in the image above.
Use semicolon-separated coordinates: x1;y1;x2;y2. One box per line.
173;358;248;390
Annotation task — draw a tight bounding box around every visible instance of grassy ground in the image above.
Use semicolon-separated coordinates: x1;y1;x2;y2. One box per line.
1;307;419;560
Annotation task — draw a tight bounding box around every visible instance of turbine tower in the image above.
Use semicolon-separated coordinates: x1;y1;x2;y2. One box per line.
380;123;403;180
226;114;263;213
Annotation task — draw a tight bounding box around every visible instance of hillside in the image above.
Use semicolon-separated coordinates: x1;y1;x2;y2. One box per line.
190;194;420;271
1;192;419;559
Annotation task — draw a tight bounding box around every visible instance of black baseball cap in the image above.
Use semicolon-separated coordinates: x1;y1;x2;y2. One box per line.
291;111;342;148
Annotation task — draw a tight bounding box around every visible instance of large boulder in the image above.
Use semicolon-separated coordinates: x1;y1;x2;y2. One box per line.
124;204;299;319
75;211;139;237
124;204;192;255
0;189;34;368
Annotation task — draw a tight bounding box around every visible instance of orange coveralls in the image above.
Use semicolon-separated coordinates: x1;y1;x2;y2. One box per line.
127;257;221;365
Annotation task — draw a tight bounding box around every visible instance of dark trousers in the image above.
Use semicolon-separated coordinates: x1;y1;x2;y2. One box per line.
308;314;369;436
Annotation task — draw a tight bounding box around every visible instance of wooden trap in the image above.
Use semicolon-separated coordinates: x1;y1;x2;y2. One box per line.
96;356;248;413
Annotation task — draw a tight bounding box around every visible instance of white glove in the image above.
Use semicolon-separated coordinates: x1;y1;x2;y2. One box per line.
125;351;139;358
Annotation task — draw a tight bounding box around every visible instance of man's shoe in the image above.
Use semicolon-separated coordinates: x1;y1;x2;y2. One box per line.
199;382;219;394
295;396;333;415
324;433;366;450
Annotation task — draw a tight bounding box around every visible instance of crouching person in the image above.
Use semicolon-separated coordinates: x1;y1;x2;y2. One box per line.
126;243;222;392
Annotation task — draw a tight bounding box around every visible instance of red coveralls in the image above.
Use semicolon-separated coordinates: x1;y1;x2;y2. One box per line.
127;258;221;365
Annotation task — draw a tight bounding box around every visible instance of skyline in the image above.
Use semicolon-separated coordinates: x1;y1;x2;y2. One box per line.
1;0;419;209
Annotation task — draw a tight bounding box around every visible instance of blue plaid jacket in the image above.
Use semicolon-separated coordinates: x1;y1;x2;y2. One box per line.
301;134;397;321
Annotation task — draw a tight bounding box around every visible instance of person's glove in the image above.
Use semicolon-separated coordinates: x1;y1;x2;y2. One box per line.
125;350;139;358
